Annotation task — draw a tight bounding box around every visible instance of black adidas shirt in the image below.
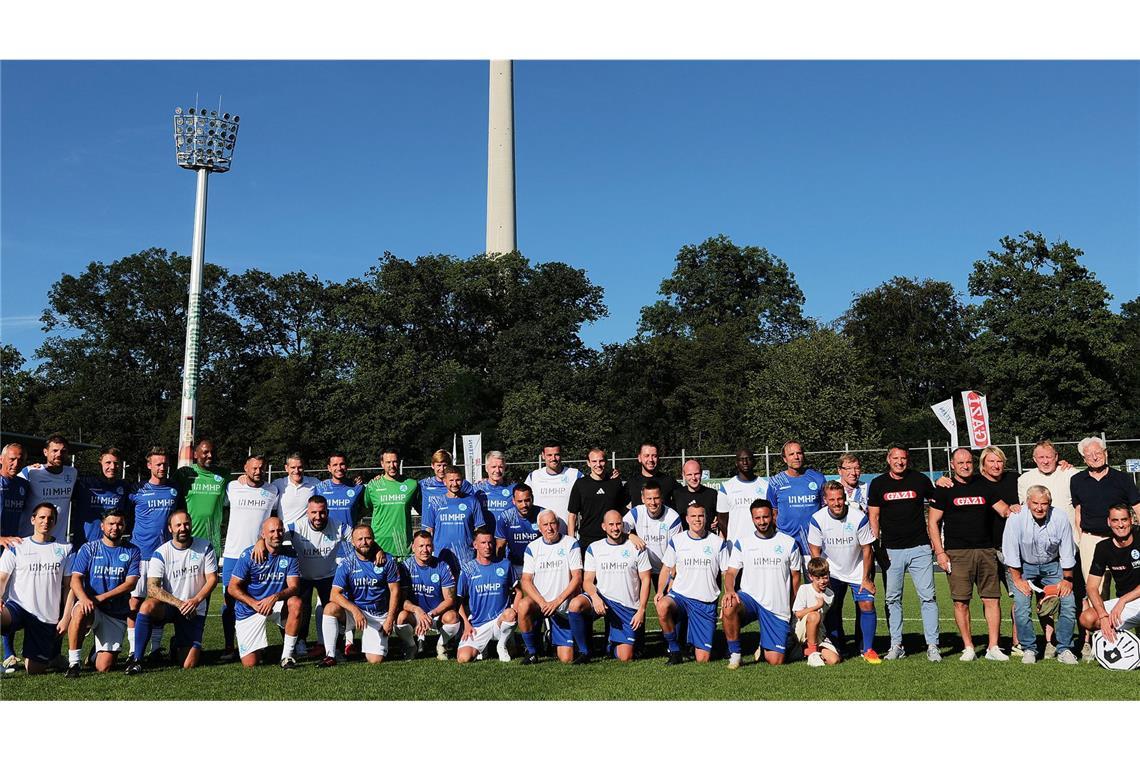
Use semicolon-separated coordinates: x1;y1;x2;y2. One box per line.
1090;528;1140;598
673;485;718;529
568;476;628;547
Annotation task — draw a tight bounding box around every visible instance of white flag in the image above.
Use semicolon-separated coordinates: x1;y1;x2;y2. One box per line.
961;390;992;449
461;434;484;483
930;398;959;450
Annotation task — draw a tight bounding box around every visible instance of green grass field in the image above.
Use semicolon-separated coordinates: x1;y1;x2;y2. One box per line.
2;574;1135;701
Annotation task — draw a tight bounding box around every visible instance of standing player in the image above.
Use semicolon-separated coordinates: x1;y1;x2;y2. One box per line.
622;480;682;589
271;452;319;526
66;508;140;675
19;433;78;546
219;454;279;662
624;442;677;509
722;500;802;668
73;446;129;544
676;459;718;531
568;447;627;551
767;440;826;563
575;509;652;662
420;450;474;521
315;452;364;527
173;438;230;556
1;442;29;547
517;510;584;664
524;442;582;525
422;466;485;575
717;448;769;542
0;504;74;675
126;509;218;673
456;527;519;663
473;451;516;523
807;482;880;662
363;448;419;560
396;531;461;660
1078;505;1140;644
495;484;543;576
227;516;303;668
867;445;941;661
318;524;402;667
656;503;730;664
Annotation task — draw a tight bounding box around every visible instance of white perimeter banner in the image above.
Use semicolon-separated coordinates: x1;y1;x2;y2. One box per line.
462;434;483;483
930;398;959;450
961;390;992;449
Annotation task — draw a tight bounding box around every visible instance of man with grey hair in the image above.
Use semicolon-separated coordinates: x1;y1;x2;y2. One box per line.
1003;484;1079;664
517;509;584;663
1017;440;1076;532
474;450;517;524
1070;436;1140;601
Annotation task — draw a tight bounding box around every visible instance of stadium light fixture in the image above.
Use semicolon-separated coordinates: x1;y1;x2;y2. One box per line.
172;103;241;467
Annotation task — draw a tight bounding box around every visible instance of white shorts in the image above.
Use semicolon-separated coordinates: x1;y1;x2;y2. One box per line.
1104;597;1140;630
130;565;149;599
794;616;838;653
459;618;509;654
235;601;286;657
71;603;127;652
357;610;391;656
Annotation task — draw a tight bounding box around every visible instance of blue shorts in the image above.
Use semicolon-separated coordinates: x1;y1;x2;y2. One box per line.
737;591;790;654
3;601;58;663
299;576;334;605
847;581;875;603
549;612;574;649
601;597;638;646
222;557;236;592
668;591;717;652
170;610;207;650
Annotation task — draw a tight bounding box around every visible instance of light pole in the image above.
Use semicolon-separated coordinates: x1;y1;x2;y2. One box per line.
486;60;516;258
172;104;240;467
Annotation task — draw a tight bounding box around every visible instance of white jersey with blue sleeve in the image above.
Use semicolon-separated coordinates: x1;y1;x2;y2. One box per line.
286;518;349;580
522;534;581;604
806;506;874;585
661;531;729;603
524;467;583;523
729;530;802;620
584;538;650;609
222;480;279;559
716;475;770;543
622;505;682;571
149;538;218;616
0;538;73;623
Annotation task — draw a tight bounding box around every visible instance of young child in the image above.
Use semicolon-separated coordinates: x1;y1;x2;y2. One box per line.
793;557;841;666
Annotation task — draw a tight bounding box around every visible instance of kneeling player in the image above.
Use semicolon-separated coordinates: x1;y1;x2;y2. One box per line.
722;500;802;668
318;524;401;666
456;527;518;663
127;509;218;673
67;509;140;675
396;531;462;660
227;517;303;668
574;509;652;662
793;558;840;666
656;503;730;664
1079;505;1140;645
518;510;584;664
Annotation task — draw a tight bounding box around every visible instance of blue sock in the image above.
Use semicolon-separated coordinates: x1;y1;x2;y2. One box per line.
568;612;591;654
133;613;153;661
859;608;877;653
727;638;742;655
521;630;538;655
2;631;14;659
664;629;680;653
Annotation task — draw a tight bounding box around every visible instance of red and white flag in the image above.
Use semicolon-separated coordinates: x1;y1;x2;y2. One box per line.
961;390;991;449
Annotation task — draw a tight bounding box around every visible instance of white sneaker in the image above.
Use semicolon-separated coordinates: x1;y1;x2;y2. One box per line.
727;653;742;670
985;646;1009;662
496;636;512;662
1010;643;1024;657
1044;643;1057;659
927;645;942;662
884;644;905;661
1056;649;1079;665
294;640;308;657
807;651;825;667
436;636;448;661
960;647;977;662
1021;651;1036;664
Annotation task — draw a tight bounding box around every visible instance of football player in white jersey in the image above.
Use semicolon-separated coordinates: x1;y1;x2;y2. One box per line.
19;433;79;546
623;480;682;589
716;448;770;542
518;510;584;664
575;509;652;661
722;499;802;668
656;503;730;664
0;503;74;674
271;452;320;527
524;442;583;524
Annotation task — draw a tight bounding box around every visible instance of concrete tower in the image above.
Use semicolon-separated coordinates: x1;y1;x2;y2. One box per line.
485;60;516;258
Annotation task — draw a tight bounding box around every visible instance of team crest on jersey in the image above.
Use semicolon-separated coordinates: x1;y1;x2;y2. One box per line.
171;488;178;497
495;567;506;577
557;548;566;557
347;489;355;497
1132;550;1139;560
119;552;130;562
214;474;223;482
459;503;467;512
116;487;124;495
190;551;200;562
621;549;630;558
54;546;66;559
501;489;509;497
808;482;818;491
844;523;854;532
430;573;440;583
703;546;712;556
400;484;408;492
774;545;784;554
278;558;289;568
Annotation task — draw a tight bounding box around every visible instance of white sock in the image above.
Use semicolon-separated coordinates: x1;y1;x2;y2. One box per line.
395;623;416;648
441;622;461;642
283;634;297;659
68;649;81;666
127;627;136;653
321;615;340;655
498;620;517;639
150;628;164;653
344;614;355;645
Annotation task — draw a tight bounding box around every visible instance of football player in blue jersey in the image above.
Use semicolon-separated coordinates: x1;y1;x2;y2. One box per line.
227;516;303;668
73;446;129;545
0;443;28;670
767;440;826;562
315;452;365;527
318;524;401;666
395;531;461;660
422;466;485;574
456;527;518;663
66;508;140;675
474;451;516;523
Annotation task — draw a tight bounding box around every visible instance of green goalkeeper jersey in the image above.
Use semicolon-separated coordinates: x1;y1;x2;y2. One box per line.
174;463;230;552
363;476;419;559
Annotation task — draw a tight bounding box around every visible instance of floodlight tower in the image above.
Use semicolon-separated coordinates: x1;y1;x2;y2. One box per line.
172;104;240;467
485;60;516;258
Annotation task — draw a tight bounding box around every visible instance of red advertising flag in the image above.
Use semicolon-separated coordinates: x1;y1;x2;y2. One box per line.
960;390;991;449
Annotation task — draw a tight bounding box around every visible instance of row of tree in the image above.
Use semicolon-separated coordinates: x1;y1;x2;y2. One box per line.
3;232;1137;475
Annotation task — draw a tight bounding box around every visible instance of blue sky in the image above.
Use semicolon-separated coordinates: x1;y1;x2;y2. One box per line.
2;60;1138;361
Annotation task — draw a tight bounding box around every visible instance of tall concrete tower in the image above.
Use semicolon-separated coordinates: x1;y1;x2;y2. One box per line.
485;60;516;258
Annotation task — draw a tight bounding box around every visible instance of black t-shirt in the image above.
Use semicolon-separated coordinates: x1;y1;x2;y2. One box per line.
673;485;718;529
867;470;935;550
981;471;1017;551
1071;468;1140;536
625;470;677;509
567;476;628;545
932;475;1000;550
1089;528;1140;598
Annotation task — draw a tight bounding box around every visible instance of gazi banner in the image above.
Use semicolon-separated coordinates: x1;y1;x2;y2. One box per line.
930;398;959;450
462;434;484;483
961;390;992;449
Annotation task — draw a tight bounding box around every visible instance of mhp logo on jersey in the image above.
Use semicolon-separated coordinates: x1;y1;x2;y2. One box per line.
495;567;505;577
119;552;130;562
430;573;440;583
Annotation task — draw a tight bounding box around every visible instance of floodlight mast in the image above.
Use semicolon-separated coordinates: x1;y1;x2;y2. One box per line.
172;105;240;467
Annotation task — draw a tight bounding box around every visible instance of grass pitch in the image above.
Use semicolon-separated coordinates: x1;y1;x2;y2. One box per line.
2;575;1134;701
